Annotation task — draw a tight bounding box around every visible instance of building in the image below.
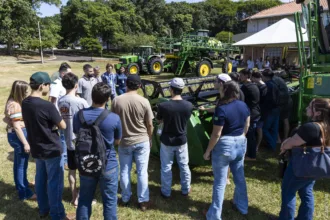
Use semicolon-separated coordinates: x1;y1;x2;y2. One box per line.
233;0;329;65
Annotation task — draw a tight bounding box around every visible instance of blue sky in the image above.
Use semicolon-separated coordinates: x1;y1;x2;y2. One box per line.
38;0;290;17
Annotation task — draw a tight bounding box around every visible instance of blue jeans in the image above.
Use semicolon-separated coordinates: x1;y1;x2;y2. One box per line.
35;156;65;220
246;122;257;159
279;162;315;220
206;135;248;220
7;129;34;200
60;130;67;166
116;88;126;96
263;108;280;150
77;166;118;220
118;141;150;203
160;142;191;197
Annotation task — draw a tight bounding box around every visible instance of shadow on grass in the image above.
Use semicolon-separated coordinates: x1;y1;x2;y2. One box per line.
0;181;40;220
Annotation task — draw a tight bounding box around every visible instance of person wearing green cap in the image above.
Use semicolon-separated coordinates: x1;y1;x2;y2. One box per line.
22;72;75;220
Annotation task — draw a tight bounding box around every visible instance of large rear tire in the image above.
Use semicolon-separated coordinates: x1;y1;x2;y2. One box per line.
127;63;139;74
148;57;163;75
196;60;211;77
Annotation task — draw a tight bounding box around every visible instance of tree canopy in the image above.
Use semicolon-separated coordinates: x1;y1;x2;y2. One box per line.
0;0;283;54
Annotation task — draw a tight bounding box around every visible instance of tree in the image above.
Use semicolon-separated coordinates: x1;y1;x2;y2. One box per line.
233;0;282;34
164;2;194;37
80;37;102;54
0;0;60;55
215;31;234;43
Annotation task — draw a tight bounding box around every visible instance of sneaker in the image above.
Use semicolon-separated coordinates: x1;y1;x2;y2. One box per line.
118;199;130;207
181;188;191;197
160;191;170;199
64;213;76;220
138;202;149;211
27;194;37;201
39;212;49;219
226;179;231;185
92;199;97;206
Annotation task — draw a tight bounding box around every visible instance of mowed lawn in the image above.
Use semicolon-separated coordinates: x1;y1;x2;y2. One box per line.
0;61;329;220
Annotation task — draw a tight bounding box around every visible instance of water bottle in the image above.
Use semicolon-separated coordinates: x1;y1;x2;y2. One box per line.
157;123;163;136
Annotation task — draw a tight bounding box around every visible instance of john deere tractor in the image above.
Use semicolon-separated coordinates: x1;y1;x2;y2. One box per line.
115;46;165;75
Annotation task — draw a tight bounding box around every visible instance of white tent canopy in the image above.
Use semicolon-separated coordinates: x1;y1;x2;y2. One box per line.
233;18;308;47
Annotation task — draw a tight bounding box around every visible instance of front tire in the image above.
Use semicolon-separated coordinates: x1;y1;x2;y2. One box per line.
148;58;163;75
196;60;211;77
127;63;139;74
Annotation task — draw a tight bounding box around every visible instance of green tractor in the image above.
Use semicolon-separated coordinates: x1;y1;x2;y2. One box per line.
115;46;165;75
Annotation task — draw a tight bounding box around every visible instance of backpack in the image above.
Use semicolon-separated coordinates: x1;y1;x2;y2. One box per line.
270;77;289;107
75;109;110;177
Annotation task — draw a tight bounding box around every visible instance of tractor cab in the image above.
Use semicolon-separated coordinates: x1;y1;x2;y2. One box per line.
133;46;154;60
196;29;210;37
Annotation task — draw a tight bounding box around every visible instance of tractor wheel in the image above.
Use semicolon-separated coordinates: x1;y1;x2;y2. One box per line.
148;57;163;75
127;63;139;75
196;60;211;77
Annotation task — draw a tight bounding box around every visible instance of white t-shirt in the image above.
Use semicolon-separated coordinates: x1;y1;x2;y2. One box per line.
49;78;66;111
264;61;270;68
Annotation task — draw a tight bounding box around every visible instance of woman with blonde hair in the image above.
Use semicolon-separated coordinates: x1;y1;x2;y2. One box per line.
4;80;36;200
279;98;330;220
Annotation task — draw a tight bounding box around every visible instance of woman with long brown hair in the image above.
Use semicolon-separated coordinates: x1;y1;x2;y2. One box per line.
203;80;250;219
279;98;330;220
4;80;36;200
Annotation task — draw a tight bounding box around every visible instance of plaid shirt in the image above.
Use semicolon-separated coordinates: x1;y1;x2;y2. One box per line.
101;72;117;96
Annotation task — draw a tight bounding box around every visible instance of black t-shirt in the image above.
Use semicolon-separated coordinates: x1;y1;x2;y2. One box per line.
239;89;245;102
241;82;260;122
156;100;193;146
22;96;63;159
296;122;322;146
258;84;268;118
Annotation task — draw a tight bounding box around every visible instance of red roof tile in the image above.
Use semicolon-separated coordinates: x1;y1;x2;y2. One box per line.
245;0;328;20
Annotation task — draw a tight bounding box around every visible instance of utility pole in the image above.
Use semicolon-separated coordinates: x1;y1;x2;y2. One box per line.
38;21;44;64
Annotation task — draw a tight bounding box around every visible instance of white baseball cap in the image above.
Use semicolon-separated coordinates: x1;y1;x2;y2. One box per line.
217;74;231;83
169;77;185;89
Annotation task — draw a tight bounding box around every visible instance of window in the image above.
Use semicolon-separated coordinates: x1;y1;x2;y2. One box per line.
265;47;282;59
268;17;282;26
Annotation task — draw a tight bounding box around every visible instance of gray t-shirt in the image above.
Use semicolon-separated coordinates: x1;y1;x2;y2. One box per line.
58;95;89;150
77;76;97;106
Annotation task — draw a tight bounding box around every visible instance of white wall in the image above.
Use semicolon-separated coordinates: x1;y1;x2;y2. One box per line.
246;15;295;33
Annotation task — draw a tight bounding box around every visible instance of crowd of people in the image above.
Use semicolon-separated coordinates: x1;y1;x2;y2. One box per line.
3;61;328;220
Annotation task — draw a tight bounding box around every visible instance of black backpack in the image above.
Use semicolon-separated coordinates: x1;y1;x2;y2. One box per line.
75;109;109;177
271;77;290;107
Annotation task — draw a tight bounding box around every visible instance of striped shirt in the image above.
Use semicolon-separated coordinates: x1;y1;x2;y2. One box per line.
102;72;117;96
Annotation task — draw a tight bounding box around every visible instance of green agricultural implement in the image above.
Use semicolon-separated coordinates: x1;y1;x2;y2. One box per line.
294;0;330;124
141;76;219;165
157;30;240;77
115;46;165;75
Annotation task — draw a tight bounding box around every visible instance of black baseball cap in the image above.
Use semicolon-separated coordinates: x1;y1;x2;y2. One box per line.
30;72;55;85
127;74;141;84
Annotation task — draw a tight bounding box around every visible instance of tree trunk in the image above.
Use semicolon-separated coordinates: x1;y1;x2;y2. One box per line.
107;41;110;52
6;41;13;56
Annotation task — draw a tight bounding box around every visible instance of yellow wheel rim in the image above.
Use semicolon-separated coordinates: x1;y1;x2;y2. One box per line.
200;64;210;76
153;62;161;72
130;66;138;74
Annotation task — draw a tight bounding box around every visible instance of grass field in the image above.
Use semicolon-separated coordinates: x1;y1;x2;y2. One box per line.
0;61;329;220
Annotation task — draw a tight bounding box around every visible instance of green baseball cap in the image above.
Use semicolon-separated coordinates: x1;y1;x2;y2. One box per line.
29;72;56;85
